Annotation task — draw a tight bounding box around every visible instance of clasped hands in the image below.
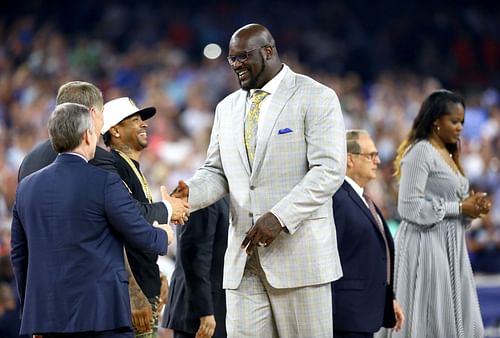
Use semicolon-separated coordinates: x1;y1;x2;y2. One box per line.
161;184;190;225
461;191;491;218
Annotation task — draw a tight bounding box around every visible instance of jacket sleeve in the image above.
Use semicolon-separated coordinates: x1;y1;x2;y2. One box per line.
10;202;28;312
90;146;118;175
135;200;169;224
104;173;168;256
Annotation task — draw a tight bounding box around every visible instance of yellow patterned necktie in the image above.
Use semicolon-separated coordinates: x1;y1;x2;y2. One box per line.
244;90;269;167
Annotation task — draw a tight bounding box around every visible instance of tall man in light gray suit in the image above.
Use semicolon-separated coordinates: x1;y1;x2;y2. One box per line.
173;23;346;337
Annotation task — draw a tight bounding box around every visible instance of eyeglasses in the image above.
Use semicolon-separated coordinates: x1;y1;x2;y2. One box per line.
227;45;270;65
350;152;379;161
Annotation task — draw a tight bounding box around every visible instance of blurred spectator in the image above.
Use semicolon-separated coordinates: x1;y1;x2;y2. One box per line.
468;214;500;274
0;282;15;317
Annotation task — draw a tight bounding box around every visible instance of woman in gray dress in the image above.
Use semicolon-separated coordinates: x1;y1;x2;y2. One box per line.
377;90;491;338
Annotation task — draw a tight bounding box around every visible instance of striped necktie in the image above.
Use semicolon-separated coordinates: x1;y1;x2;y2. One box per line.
244;90;269;167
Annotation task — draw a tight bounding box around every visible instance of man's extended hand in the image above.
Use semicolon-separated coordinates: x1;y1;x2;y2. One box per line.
196;314;216;338
161;185;190;224
171;180;189;201
241;212;282;254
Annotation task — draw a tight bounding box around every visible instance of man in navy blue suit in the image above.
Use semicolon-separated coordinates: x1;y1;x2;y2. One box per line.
332;130;404;338
10;103;174;338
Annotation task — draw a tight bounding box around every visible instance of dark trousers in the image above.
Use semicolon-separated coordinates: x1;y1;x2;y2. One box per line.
333;330;373;338
173;330;195;338
35;327;133;338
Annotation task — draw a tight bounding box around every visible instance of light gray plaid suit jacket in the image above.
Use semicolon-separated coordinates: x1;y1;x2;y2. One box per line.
188;65;346;289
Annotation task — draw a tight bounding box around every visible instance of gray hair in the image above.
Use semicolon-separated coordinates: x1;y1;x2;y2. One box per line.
56;81;103;112
48;103;94;153
346;129;368;154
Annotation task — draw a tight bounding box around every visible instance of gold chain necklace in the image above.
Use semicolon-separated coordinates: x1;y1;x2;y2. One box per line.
114;149;153;203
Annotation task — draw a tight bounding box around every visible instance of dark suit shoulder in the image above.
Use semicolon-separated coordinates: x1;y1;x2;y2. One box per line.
332;182;350;204
89;146;117;174
18;139;57;182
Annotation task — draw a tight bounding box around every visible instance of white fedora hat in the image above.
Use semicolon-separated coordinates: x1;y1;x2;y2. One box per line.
101;97;156;134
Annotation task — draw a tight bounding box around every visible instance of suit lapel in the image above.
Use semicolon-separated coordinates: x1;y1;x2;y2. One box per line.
344;182;385;237
233;91;251;176
252;69;297;175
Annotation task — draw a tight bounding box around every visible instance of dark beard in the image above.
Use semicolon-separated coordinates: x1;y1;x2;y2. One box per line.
240;53;266;91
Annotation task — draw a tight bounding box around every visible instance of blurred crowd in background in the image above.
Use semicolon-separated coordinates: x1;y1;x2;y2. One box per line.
0;0;500;335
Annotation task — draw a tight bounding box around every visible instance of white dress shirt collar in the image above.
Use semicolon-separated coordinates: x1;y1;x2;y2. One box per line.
249;63;287;98
64;152;89;162
345;176;368;207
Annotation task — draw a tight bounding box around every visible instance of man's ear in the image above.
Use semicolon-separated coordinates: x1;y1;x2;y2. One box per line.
89;107;98;120
346;153;354;169
83;129;91;145
110;126;120;137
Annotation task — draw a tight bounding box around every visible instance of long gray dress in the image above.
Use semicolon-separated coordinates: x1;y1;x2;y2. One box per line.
376;140;484;338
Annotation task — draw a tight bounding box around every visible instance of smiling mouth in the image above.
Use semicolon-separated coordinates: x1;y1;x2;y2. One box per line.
237;70;249;80
138;131;147;137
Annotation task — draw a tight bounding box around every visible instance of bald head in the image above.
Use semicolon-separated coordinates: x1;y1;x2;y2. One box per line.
230;24;275;49
228;23;282;90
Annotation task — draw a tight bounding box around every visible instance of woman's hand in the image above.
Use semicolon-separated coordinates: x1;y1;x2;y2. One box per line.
461;192;491;218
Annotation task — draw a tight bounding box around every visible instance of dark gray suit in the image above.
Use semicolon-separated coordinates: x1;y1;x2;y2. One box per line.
163;198;229;338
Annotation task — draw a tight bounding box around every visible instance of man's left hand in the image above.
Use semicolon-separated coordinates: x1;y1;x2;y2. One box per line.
241;212;283;254
393;300;405;332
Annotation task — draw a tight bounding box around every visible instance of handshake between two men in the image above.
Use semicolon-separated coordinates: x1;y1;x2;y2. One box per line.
147;185;190;248
160;185;191;226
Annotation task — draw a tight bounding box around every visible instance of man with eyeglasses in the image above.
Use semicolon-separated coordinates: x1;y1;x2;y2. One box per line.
172;23;346;337
332;129;404;338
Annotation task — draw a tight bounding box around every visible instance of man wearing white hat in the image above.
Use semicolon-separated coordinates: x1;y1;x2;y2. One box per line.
102;97;187;338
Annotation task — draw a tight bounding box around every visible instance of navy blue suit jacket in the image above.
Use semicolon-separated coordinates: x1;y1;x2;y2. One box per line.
163;198;229;338
332;181;396;333
10;154;168;335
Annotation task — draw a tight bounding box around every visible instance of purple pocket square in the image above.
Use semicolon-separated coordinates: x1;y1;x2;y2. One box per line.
278;128;293;135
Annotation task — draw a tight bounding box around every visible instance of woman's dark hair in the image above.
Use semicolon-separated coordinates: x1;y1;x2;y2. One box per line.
394;89;465;178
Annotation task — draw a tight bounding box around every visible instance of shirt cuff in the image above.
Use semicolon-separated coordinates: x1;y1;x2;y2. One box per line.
444;201;460;216
271;211;289;233
162;200;173;224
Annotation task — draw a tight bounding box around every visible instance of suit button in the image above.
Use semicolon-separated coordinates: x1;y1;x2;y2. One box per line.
250;185;255;190
249;212;253;217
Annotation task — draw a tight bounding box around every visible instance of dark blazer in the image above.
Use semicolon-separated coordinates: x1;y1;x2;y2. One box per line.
17;139;168;224
10;154;168;335
332;181;396;333
163;198;229;338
